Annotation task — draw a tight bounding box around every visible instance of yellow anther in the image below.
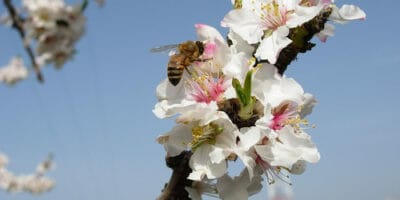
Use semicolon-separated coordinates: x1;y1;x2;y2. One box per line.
190;124;224;151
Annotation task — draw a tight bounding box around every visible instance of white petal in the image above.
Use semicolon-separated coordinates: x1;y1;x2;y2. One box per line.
300;93;317;118
223;52;251;81
290;160;307;175
217;174;249;200
153;99;197;118
235;150;256;179
254;144;275;164
157;124;192;157
239;127;263;151
176;102;221;125
155;78;186;101
227;30;255;56
189;144;227;180
246;169;263;196
277;127;320;165
255;26;292;64
209;147;227;164
329;5;366;24
185;187;203;200
287;4;324;28
195;24;225;44
338;5;366;21
221;9;264;44
261;77;304;107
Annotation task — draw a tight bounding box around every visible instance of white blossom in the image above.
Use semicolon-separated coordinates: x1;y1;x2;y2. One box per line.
154;0;365;197
222;0;324;64
22;0;85;68
0;57;29;85
216;168;263;200
0;152;55;194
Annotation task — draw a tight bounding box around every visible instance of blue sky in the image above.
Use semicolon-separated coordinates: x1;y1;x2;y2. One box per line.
0;0;399;199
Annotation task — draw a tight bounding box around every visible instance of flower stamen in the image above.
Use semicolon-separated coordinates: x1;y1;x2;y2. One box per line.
187;70;226;104
270;101;315;133
190;123;224;151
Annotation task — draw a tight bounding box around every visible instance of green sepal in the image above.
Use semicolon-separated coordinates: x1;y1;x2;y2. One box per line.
232;70;255;120
238;96;256;120
232;78;247;106
243;70;253;104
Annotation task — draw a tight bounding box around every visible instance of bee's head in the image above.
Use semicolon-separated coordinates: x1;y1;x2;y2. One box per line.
195;41;204;55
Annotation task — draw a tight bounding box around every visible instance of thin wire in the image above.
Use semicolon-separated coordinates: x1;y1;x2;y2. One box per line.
30;78;82;199
58;72;96;200
31;82;59;143
85;22;120;199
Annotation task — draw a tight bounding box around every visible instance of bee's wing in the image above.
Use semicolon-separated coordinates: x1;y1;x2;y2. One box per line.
150;44;179;55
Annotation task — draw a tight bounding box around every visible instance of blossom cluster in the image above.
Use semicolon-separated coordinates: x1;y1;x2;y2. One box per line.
0;0;95;85
0;152;54;194
154;0;365;199
22;0;86;68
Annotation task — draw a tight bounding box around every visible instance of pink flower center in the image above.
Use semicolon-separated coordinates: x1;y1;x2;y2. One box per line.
269;100;309;132
203;42;217;59
260;1;289;30
188;71;226;104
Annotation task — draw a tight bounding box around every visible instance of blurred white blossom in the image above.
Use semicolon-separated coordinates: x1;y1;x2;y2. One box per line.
22;0;85;68
0;57;29;85
0;152;55;194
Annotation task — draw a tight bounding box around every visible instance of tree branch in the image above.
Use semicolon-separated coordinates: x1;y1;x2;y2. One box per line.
157;151;193;200
3;0;44;82
257;7;333;75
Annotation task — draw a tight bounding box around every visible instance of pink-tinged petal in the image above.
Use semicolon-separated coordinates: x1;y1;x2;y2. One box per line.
255;26;291;64
316;23;335;42
322;0;332;5
222;9;264;44
203;42;217;59
195;24;225;43
188;72;227;104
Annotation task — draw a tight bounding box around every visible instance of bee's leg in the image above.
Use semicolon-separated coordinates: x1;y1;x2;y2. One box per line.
195;58;211;62
185;65;193;76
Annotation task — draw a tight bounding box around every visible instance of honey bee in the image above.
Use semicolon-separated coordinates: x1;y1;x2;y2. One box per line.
151;41;205;86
